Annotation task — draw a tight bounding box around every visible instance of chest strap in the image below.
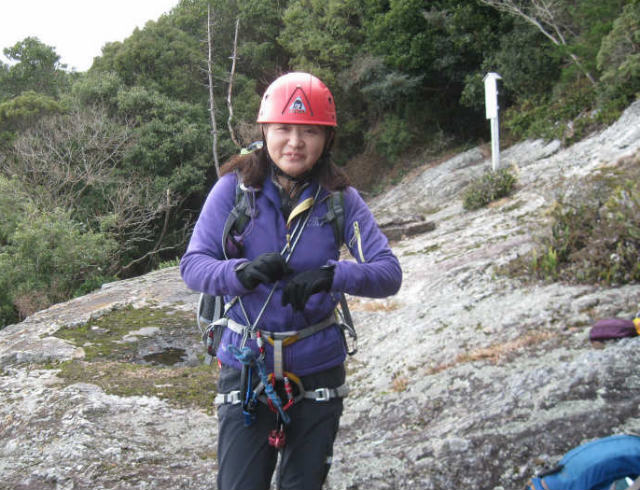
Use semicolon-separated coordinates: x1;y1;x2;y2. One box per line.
223;314;337;379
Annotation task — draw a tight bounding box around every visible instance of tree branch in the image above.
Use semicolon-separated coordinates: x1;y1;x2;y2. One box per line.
207;3;221;178
120;246;177;272
226;17;241;149
478;0;596;85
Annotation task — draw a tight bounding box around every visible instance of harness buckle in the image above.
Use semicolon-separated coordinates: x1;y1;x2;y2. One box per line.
229;391;241;405
314;387;331;402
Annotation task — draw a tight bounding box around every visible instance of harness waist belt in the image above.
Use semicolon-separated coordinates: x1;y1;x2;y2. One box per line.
223;314;338;379
215;382;349;406
224;314;337;341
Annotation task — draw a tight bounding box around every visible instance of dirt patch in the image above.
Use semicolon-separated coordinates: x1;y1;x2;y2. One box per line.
424;330;557;375
54;360;218;412
348;297;401;312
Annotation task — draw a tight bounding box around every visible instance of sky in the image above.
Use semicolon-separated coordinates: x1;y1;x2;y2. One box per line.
0;0;180;72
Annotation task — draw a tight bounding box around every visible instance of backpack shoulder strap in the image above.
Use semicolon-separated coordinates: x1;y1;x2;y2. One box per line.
321;189;358;355
221;173;255;257
324;190;345;248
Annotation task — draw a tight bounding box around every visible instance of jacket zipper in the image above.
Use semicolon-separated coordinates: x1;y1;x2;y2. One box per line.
349;221;366;263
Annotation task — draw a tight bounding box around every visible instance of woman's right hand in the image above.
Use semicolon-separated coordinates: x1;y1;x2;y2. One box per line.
235;252;290;290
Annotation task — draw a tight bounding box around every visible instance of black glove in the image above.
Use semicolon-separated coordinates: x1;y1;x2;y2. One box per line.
281;266;334;311
236;252;290;290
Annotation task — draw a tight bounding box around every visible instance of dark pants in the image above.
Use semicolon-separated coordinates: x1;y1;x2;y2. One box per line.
216;364;345;490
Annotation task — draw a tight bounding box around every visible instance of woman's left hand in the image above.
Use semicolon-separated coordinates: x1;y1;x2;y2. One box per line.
281;266;334;310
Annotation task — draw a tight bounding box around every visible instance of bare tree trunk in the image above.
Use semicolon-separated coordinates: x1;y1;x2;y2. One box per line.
148;188;172;259
479;0;597;86
226;17;241;149
207;4;221;178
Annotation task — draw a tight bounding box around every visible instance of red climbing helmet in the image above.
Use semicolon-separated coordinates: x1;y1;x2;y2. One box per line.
257;72;337;127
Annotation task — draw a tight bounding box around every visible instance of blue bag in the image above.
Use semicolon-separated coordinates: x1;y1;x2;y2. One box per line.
527;435;640;490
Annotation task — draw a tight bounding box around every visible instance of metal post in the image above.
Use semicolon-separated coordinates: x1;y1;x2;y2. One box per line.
490;116;500;171
483;72;502;171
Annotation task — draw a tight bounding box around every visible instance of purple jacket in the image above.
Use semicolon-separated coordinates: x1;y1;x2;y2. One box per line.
180;172;402;375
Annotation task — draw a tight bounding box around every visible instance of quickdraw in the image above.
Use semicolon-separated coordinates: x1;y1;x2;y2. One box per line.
264;372;304;413
227;344;291;426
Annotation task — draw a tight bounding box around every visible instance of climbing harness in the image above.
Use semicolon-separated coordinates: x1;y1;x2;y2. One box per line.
214;314;350;411
214;376;349;407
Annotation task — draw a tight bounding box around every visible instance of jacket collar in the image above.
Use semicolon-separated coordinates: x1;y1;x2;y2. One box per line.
262;170;327;210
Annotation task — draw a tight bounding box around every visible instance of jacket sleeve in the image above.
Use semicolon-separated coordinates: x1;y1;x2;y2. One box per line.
179;173;251;297
328;187;402;298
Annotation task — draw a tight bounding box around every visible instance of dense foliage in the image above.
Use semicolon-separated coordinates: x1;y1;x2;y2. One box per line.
504;155;640;285
0;0;638;326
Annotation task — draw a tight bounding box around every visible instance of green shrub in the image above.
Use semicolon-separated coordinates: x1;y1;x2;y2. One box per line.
366;114;415;163
507;78;636;147
597;3;640;104
528;247;560;281
505;155;640;285
0;176;28;245
0;207;117;326
157;257;180;270
462;167;517;210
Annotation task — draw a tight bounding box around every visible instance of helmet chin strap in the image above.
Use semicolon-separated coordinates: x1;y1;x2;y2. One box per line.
265;151;312;183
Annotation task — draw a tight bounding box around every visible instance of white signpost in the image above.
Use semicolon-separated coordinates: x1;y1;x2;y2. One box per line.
484;72;502;171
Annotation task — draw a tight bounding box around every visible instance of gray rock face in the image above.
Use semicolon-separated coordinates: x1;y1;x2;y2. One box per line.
2;101;640;489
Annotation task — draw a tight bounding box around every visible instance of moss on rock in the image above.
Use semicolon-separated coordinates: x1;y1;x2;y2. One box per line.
49;306;218;413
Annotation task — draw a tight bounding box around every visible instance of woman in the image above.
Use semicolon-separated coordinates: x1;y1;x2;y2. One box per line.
180;72;402;490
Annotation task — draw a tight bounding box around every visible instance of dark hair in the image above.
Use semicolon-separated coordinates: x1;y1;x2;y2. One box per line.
220;130;350;191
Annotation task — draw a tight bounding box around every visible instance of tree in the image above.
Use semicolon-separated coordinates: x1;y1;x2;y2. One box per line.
0;206;116;324
351;1;504;153
207;3;222;177
235;0;289;84
115;86;212;196
4;106;132;211
226;17;242;150
1;105;180;272
597;2;640;101
91;19;204;104
280;0;365;85
71;71;124;116
0;175;28;246
207;5;243;178
478;0;598;85
0;91;64;147
0;37;67;99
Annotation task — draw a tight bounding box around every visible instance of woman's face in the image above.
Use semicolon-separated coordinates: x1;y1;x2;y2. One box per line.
264;124;326;178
